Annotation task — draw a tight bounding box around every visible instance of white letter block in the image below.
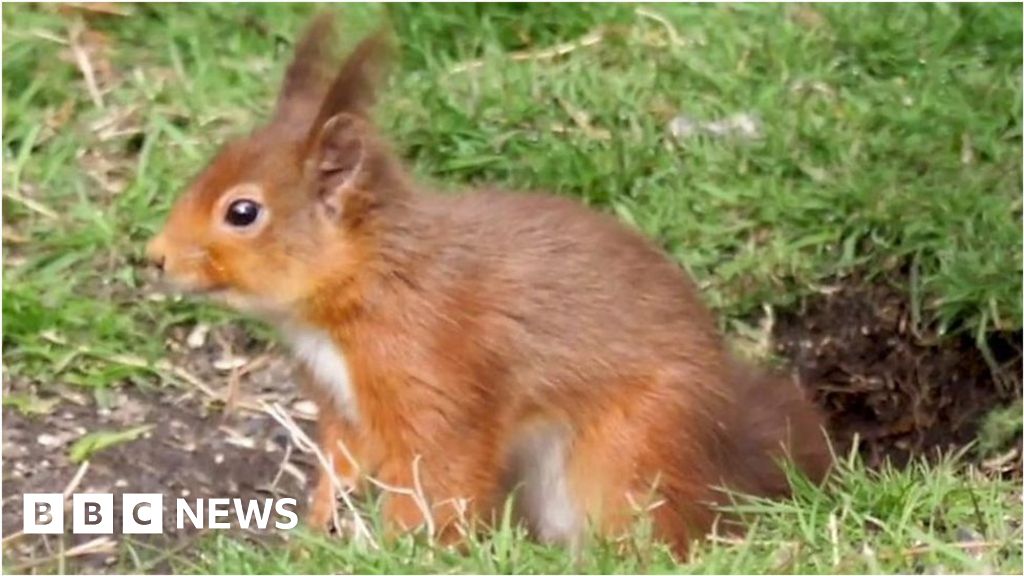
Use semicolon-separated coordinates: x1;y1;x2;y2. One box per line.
122;493;163;534
73;493;114;534
23;493;63;534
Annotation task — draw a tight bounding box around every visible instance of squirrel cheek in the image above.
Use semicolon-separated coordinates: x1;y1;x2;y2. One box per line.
194;248;234;289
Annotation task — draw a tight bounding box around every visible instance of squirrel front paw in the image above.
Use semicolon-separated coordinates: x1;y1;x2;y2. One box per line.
306;475;339;532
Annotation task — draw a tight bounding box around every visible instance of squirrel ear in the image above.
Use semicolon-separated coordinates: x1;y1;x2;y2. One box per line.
273;14;336;132
305;29;393;134
312;112;367;221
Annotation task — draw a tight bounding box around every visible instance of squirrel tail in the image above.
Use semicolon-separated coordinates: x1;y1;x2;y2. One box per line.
720;358;832;499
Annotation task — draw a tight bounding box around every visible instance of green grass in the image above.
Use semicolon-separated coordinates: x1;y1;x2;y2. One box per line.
123;451;1016;575
3;3;1022;574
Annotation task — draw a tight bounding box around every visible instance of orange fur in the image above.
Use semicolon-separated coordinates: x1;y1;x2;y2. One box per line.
147;15;831;556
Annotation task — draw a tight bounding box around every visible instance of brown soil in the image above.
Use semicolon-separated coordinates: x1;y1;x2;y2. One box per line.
2;328;321;574
773;279;1022;470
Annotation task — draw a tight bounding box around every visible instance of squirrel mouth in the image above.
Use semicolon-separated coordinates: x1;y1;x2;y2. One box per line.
191;284;228;296
186;285;248;311
151;275;229;299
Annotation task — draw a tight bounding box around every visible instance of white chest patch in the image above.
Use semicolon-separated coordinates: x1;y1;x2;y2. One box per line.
284;327;359;423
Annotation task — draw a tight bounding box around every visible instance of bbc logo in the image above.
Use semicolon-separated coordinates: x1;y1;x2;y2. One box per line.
23;493;298;534
23;493;163;535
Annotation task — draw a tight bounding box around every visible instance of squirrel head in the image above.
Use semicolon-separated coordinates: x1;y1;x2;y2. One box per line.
146;14;401;318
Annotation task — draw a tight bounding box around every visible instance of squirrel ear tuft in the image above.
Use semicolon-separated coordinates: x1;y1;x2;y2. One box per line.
306;28;394;138
273;13;337;132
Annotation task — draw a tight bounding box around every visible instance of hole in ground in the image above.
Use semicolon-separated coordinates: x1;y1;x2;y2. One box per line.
772;277;1022;471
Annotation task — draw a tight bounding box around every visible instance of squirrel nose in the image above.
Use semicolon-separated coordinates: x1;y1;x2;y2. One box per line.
146;235;167;272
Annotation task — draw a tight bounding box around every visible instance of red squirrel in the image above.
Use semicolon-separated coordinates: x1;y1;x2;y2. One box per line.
146;15;830;554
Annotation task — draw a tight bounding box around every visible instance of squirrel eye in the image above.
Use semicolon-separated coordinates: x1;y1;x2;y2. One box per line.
224;199;262;228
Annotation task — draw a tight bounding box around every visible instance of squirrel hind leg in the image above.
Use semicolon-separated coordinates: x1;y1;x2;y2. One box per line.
502;407;707;555
503;421;584;547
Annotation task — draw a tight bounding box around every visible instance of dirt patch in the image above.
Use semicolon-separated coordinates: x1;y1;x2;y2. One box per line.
1;328;322;574
773;279;1022;471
